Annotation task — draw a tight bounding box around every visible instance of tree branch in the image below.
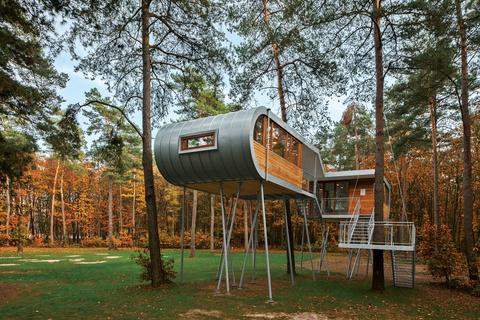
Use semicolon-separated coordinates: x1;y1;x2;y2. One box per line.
73;100;143;139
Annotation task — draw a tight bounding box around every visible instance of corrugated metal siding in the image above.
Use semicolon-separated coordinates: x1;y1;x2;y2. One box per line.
154;108;264;186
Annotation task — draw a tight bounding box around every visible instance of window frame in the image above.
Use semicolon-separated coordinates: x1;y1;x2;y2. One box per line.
179;129;218;154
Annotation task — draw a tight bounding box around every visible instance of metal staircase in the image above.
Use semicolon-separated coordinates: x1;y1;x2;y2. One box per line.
337;203;416;287
391;250;415;288
349;215;372;245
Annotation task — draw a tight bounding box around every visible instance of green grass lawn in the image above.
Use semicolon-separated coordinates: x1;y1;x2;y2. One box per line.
0;248;478;319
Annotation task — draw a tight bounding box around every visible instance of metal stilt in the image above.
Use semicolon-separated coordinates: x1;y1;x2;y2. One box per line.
346;249;353;278
260;183;273;302
253;208;258;282
216;183;230;293
238;196;260;288
318;224;330;276
180;187;186;281
348;249;361;279
366;249;372;278
300;220;305;271
217;183;241;288
283;199;295;286
298;200;316;280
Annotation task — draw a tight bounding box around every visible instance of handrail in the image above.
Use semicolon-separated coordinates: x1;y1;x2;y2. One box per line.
347;199;361;243
367;209;375;244
338;221;415;250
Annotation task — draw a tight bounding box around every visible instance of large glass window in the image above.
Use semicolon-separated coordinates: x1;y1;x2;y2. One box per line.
254;116;265;145
286;135;300;165
254;117;301;166
271;123;287;158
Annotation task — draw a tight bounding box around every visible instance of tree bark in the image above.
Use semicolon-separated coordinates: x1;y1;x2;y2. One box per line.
354;107;360;170
210;194;215;252
455;0;479;281
6;176;11;239
262;0;296;274
60;166;67;243
429;96;439;226
190;190;198;257
372;0;385;292
132;173;136;239
141;0;163;286
16;197;23;253
119;184;123;233
108;175;113;249
50;159;60;245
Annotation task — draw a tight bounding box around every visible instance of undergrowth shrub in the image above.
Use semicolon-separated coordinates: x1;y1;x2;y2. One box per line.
32;236;45;247
0;234;11;246
81;236;107;247
109;236;122;249
119;232;133;247
417;219;466;285
131;249;176;284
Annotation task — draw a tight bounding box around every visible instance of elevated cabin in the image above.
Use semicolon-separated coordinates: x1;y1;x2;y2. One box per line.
314;170;391;220
154;107;390;220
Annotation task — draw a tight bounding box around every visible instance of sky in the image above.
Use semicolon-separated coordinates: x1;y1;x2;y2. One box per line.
53;35;348;149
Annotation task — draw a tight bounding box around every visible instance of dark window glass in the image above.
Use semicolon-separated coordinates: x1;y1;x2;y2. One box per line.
324;182;335;213
335;181;349;212
254;116;265;144
180;132;216;151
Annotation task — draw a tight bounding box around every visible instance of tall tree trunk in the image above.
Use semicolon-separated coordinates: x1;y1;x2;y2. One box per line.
429;95;439;226
108;175;114;249
60;166;67;243
50;159;60;245
132;173;136;238
119;184;123;233
455;0;479;281
6;176;11;239
372;0;385;292
210;194;215;252
262;0;296;274
16;197;23;253
244;201;249;251
190;190;198;257
141;0;163;286
354;108;360;170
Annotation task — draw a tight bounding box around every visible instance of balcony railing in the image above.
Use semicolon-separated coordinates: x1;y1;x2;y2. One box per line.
320;197;360;216
339;221;415;251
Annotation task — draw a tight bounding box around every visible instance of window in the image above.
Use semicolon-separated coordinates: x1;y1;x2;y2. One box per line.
180;131;217;153
271;122;287;158
286;135;300;165
253;116;302;166
254;116;265;144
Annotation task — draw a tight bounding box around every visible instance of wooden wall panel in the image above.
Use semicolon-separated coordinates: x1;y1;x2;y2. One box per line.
253;141;303;188
348;179;375;215
348;178;390;219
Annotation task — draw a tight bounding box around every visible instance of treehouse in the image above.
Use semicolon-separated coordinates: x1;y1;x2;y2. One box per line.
154;107;415;299
154;107;390;220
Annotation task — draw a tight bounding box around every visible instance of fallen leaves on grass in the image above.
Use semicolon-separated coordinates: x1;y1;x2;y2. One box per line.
181;309;224;319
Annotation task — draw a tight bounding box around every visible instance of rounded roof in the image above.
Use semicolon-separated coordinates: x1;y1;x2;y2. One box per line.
154;107;266;186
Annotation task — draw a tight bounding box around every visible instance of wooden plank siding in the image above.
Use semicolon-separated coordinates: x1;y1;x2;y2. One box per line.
253;141;303;188
348;178;390;219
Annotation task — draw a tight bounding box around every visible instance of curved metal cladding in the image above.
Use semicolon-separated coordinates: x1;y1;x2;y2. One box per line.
154;107;267;186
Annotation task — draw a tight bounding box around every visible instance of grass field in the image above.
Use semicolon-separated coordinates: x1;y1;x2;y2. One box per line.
0;248;478;319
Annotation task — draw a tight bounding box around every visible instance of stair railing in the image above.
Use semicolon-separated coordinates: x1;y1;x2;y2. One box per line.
347;199;361;243
367;209;375;245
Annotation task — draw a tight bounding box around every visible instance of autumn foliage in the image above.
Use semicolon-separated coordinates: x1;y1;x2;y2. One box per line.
417;218;466;284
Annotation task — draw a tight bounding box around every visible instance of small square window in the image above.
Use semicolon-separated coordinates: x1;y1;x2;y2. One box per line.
179;131;217;153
